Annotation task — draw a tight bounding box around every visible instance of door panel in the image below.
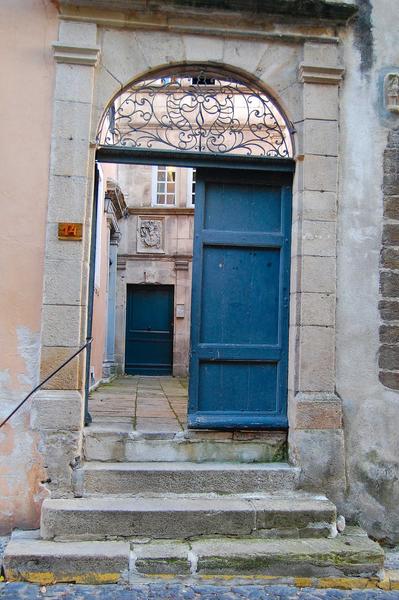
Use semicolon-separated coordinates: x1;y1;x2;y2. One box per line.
125;285;174;375
188;168;292;429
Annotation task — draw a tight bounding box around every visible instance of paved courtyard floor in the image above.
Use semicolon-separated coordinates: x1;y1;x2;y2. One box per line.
0;583;399;599
89;376;188;432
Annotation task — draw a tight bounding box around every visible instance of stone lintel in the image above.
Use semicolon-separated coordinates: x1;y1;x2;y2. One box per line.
299;64;345;84
52;42;100;66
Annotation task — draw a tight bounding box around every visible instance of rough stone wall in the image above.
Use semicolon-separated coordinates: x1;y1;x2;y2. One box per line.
337;0;399;544
0;0;58;533
379;129;399;390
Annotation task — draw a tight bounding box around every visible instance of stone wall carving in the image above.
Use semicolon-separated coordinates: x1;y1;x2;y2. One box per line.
385;73;399;113
137;217;164;253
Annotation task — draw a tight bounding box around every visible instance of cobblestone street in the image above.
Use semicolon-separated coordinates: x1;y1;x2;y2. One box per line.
1;583;399;599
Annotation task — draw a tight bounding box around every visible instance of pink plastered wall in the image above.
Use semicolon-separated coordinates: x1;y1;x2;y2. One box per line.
0;0;58;532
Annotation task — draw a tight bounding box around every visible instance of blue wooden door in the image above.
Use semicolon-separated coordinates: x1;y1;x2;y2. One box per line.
188;169;292;429
125;285;174;375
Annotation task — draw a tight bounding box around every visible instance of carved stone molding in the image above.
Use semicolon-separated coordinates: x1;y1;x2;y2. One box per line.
299;64;345;85
175;260;189;271
52;42;100;66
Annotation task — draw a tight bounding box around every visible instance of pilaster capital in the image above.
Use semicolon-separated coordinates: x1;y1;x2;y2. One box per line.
52;42;100;66
299;64;345;85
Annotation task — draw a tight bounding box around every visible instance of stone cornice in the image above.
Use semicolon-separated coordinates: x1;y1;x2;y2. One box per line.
299;64;345;84
58;0;357;24
52;42;100;66
128;207;195;216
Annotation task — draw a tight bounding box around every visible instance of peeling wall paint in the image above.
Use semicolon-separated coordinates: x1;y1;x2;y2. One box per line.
0;0;58;533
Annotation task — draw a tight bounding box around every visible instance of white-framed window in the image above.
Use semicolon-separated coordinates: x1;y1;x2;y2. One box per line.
187;167;196;206
152;165;176;205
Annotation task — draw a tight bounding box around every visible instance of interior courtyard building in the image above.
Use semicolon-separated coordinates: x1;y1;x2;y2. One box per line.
1;0;399;586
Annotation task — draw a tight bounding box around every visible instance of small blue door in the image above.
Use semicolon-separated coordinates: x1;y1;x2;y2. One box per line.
188;168;292;429
125;285;174;375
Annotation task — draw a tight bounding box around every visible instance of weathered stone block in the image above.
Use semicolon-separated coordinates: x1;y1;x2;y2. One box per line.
31;390;83;432
47;175;88;223
80;463;298;496
133;540;190;575
303;155;338;192
43;259;83;306
222;39;267;74
303;84;339;120
298;326;335;392
379;370;399;390
303;42;339;67
289;428;346;505
382;223;399;246
294;397;342;429
379;299;399;320
301;220;336;257
59;21;97;46
298;119;338;157
301;190;337;222
50;135;91;179
380;325;399;344
4;539;129;584
380;271;399;297
100;29;149;88
301;256;336;293
54;63;95;105
384;196;399;220
41;305;82;348
381;247;399;270
52;100;92;142
40;346;82;390
300;292;335;326
379;344;399;370
183;34;224;63
39;430;82;498
192;532;383;577
135;31;186;69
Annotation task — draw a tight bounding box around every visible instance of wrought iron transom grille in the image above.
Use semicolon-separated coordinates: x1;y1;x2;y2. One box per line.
97;68;293;158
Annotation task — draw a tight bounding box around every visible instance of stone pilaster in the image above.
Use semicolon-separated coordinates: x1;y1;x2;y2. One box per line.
288;42;346;502
37;21;100;497
40;21;99;391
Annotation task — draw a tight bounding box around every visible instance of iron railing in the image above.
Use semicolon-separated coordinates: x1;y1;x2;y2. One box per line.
0;337;93;430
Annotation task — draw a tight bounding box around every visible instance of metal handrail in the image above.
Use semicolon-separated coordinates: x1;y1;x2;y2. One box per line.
0;337;93;430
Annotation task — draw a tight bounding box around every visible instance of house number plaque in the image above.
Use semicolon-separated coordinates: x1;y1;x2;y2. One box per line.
58;222;83;241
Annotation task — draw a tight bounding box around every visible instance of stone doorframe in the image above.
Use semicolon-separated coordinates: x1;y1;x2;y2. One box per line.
32;15;347;504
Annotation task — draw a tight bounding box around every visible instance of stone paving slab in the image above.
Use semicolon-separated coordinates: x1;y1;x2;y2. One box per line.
89;376;188;432
1;582;399;599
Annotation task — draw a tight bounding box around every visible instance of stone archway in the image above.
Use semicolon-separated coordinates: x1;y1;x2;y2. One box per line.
35;19;345;504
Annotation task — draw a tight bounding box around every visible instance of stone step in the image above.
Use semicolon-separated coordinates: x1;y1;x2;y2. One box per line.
75;461;299;496
83;426;287;463
3;538;129;584
41;492;336;541
4;528;384;584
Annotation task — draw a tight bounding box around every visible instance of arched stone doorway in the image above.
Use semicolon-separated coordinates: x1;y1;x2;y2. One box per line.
36;20;345;503
94;65;294;430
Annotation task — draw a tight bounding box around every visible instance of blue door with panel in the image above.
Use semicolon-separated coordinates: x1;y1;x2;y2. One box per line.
125;284;174;375
188;168;292;429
